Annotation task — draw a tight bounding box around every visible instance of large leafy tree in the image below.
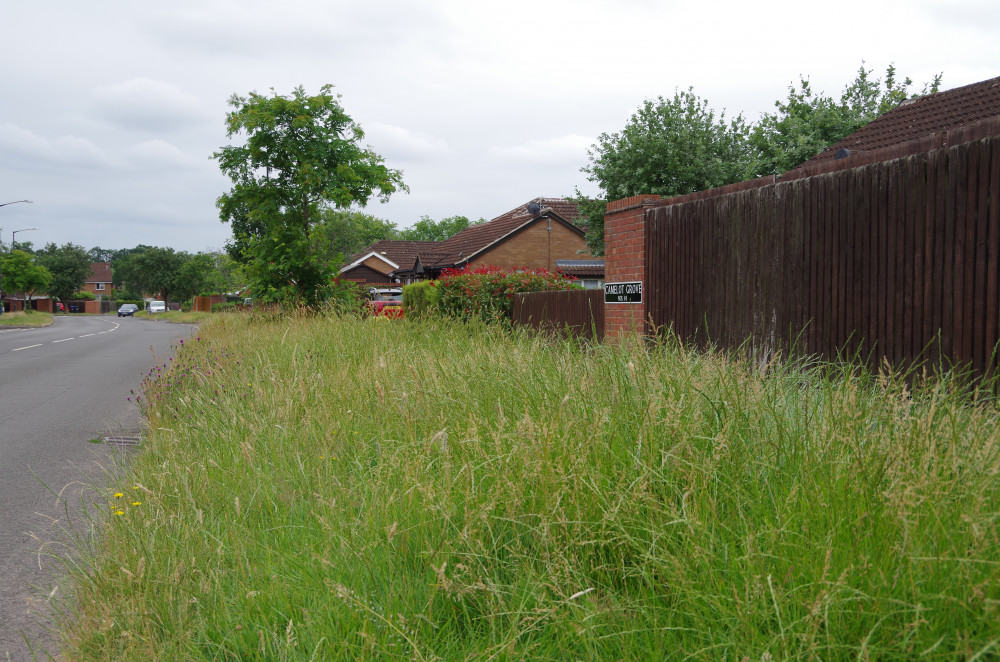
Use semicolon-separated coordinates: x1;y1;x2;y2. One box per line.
317;209;400;261
213;85;406;305
750;65;942;175
578;64;941;255
34;243;92;305
114;247;187;302
579;88;753;254
0;250;52;303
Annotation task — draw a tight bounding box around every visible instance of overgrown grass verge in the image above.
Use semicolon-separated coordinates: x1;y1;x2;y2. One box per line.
0;309;52;326
56;313;1000;660
138;310;213;324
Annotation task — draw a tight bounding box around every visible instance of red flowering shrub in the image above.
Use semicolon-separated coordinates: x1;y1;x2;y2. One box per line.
436;265;580;324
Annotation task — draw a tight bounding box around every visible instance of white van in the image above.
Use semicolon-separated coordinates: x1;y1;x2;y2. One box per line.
149;300;166;313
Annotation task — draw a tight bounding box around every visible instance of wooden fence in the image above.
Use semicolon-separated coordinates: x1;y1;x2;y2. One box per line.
512;289;605;341
646;134;1000;376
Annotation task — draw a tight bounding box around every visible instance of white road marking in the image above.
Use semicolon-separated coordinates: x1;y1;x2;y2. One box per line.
79;333;96;337
12;344;43;351
52;338;75;343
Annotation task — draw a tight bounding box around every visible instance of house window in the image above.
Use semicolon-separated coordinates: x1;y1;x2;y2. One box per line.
95;283;105;291
580;279;603;290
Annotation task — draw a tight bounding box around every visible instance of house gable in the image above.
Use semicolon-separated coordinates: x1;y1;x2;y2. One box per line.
467;214;590;271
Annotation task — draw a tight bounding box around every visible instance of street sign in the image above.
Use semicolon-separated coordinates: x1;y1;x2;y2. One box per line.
604;281;642;304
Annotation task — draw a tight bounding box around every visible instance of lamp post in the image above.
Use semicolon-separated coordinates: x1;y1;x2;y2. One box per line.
12;227;37;250
0;200;35;315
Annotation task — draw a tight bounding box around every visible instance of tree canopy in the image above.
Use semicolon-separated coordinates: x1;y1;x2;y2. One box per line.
0;250;51;302
750;65;942;176
579;64;942;254
113;247;187;302
213;84;406;305
316;209;400;261
34;243;92;303
399;215;484;242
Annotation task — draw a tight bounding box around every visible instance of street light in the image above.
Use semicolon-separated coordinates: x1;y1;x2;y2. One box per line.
0;200;35;315
12;227;37;250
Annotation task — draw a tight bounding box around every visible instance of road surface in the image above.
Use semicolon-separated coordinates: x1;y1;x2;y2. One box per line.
0;314;195;660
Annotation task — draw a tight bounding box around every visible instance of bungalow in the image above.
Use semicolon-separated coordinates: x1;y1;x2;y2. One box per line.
343;197;602;285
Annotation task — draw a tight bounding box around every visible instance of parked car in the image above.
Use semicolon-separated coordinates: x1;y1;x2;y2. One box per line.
117;303;139;317
367;288;404;318
149;300;167;313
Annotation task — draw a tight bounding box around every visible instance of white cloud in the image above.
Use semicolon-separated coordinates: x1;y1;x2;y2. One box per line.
488;134;594;165
124;139;199;171
93;78;206;132
0;122;116;170
365;122;451;162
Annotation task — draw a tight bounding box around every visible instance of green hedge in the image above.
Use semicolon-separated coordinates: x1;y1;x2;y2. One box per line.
402;280;441;318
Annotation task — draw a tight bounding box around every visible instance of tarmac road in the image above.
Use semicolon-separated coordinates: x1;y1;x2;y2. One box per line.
0;314;194;661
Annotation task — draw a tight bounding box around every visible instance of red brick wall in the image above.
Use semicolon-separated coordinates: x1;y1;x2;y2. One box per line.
604;194;660;339
469;218;590;271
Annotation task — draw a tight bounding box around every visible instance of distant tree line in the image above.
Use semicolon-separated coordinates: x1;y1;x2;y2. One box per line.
0;241;248;308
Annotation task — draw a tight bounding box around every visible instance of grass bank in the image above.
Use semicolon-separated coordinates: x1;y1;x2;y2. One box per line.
57;313;1000;660
137;309;213;324
0;309;52;326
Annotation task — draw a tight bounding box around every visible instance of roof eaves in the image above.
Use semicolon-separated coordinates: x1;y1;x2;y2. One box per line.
340;251;401;272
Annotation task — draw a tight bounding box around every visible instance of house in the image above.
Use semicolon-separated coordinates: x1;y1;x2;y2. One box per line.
792;75;1000;175
343;197;602;285
339;242;440;285
82;262;113;300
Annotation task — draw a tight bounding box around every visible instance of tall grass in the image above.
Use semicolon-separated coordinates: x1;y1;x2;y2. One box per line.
56;312;1000;660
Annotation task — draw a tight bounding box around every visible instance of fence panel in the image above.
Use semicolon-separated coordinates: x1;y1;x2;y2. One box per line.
512;289;605;341
645;133;1000;377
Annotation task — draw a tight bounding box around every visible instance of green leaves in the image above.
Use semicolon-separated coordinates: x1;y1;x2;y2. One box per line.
579;64;943;254
750;64;943;176
214;85;407;307
0;250;52;299
33;242;92;303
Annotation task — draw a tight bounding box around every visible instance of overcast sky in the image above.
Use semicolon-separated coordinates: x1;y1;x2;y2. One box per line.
1;0;998;254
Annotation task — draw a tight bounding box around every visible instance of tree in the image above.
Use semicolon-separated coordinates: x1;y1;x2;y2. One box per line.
400;215;483;242
87;246;115;262
579;88;753;254
114;247;187;302
34;243;92;305
317;209;400;261
0;250;52;304
750;64;943;175
577;64;942;254
213;84;407;305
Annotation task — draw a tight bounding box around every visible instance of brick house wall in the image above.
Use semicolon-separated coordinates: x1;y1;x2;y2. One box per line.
469;218;590;271
83;262;113;299
603;194;660;339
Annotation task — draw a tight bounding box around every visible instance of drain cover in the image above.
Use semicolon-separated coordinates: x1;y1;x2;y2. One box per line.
103;435;142;447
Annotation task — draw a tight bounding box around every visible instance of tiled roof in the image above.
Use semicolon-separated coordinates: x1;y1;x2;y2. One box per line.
799;76;1000;170
435;197;582;264
362;198;583;273
354;240;441;269
556;259;605;277
87;262;111;283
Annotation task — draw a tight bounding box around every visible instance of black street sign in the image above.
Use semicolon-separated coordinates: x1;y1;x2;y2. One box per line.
604;281;642;304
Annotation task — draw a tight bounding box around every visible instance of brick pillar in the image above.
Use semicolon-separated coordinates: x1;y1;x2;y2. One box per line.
604;194;660;339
